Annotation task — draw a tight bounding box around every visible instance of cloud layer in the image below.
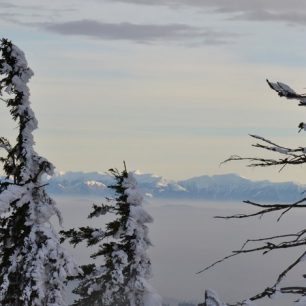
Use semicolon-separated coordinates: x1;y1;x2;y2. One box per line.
108;0;306;25
41;19;235;44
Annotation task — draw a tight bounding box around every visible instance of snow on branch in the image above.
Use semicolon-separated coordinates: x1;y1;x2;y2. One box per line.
267;79;306;106
223;134;306;170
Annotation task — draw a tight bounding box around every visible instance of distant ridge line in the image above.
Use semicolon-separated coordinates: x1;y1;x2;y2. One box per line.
38;171;305;202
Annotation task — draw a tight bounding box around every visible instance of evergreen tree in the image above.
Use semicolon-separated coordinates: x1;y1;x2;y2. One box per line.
0;39;79;306
62;164;162;306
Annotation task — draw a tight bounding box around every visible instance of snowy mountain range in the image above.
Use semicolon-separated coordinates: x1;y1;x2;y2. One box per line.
43;171;305;202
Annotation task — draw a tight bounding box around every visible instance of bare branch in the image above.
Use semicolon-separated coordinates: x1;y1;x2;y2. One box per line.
196;253;238;275
198;228;306;276
275;251;306;286
234;251;306;305
215;198;306;221
203;79;306;306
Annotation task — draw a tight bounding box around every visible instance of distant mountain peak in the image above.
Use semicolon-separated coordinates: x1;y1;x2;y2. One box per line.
42;171;305;202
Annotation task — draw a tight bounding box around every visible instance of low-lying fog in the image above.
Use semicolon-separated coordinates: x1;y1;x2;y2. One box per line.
54;196;306;306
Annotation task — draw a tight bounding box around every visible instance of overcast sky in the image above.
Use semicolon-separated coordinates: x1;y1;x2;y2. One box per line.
2;0;306;182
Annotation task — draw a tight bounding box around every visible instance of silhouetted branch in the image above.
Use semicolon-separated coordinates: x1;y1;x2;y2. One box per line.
215;198;306;221
222;134;306;170
203;78;306;306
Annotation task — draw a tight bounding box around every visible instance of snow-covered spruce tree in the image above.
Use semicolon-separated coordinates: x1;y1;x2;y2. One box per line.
199;80;306;306
0;39;79;306
61;165;162;306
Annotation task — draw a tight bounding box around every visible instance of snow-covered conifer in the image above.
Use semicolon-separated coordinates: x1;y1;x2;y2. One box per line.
62;165;162;306
0;39;79;306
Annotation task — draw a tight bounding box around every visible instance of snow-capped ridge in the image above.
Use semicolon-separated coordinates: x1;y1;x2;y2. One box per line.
34;171;306;201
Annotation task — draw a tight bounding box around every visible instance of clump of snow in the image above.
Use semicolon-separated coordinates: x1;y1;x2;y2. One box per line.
268;81;296;97
91;229;105;239
273;147;289;154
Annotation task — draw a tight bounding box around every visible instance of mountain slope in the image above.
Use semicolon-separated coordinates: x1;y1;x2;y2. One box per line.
42;171;305;202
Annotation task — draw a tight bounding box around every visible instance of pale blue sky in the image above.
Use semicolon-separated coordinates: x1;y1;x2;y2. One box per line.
2;0;306;182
